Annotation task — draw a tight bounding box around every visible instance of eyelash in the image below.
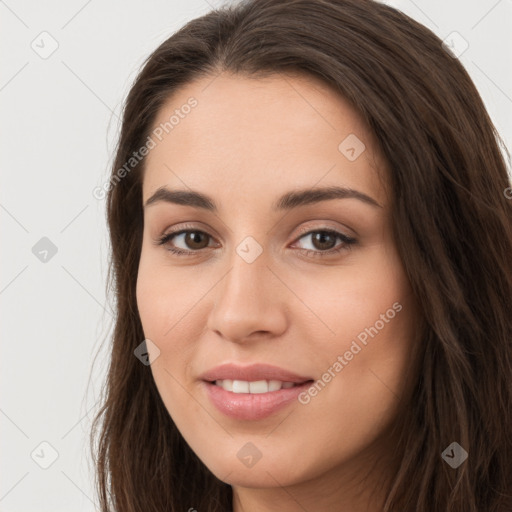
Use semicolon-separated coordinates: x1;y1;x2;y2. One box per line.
154;224;357;259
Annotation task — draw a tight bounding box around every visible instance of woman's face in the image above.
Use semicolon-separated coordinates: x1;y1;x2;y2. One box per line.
136;72;419;500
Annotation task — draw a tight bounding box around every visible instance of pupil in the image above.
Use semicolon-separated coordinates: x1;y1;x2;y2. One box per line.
187;231;207;249
313;232;335;250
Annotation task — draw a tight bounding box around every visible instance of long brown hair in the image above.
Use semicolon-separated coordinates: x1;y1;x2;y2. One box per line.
90;0;512;510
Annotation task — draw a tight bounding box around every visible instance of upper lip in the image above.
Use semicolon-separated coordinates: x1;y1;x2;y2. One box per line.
200;363;314;383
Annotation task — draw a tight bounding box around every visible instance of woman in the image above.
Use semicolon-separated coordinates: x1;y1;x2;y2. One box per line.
91;0;512;510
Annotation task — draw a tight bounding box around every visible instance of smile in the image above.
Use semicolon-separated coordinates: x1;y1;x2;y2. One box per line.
203;379;314;420
213;379;302;393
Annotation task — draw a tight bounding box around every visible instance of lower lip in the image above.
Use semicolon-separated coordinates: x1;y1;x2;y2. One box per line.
203;381;313;420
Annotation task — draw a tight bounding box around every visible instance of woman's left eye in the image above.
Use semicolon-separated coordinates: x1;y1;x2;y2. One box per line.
154;228;357;258
292;229;357;257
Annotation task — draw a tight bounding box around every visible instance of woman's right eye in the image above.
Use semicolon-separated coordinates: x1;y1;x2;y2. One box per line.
155;229;214;255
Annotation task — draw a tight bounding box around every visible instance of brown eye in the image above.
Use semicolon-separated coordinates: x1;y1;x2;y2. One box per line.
181;231;210;250
156;229;213;253
308;231;337;251
294;229;356;256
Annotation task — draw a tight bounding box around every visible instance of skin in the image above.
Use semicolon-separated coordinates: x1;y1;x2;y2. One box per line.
136;71;420;512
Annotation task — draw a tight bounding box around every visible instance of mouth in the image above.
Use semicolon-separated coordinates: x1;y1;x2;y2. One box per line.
202;377;314;421
209;378;312;393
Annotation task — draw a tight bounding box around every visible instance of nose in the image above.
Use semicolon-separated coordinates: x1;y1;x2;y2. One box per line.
205;245;288;344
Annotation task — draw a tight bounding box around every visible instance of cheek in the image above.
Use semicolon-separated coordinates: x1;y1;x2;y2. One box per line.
136;248;201;344
136;254;187;386
293;242;412;352
297;245;417;426
135;259;196;424
135;249;211;387
136;259;166;341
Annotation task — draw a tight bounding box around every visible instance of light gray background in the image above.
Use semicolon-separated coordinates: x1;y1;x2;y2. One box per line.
1;0;511;510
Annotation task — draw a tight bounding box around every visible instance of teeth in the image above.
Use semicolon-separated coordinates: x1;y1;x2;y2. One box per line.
214;379;299;393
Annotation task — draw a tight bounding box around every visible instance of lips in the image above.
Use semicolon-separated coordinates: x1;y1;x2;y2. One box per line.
199;363;313;384
204;381;313;420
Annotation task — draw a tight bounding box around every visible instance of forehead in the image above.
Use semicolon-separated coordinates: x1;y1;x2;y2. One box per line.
142;72;389;209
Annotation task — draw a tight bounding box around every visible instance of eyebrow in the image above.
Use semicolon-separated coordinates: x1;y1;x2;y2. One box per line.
143;185;383;211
